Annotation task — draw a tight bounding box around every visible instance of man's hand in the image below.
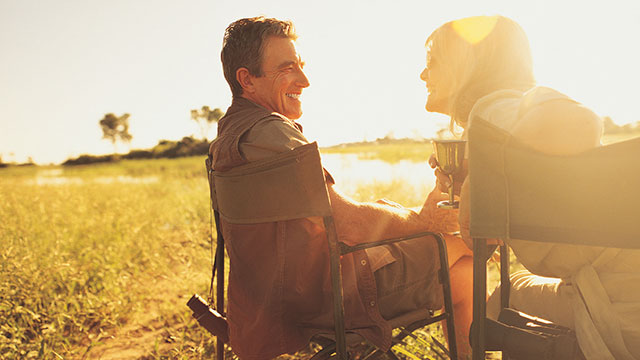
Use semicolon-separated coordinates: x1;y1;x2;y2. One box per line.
376;198;404;209
428;154;468;196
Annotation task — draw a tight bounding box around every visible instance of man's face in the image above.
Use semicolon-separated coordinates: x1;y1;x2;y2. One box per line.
246;36;309;120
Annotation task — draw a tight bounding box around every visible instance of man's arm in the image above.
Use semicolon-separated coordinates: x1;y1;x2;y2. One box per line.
240;119;454;246
328;183;456;246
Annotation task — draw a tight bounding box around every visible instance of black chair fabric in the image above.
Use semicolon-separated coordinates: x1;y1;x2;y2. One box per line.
469;118;640;247
468;118;640;360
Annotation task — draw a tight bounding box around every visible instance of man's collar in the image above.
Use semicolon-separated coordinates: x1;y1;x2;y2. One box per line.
232;96;303;133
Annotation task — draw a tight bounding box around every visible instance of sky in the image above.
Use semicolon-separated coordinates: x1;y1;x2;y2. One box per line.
1;0;639;165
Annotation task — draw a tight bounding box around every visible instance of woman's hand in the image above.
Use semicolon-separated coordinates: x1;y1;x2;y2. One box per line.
428;154;468;196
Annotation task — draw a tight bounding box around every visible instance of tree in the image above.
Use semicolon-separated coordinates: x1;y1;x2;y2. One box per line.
191;106;224;140
99;113;132;154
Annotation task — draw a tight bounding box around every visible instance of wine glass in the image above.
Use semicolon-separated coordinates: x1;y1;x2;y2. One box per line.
432;139;467;209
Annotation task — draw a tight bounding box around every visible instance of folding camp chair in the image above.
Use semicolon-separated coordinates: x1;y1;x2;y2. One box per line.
467;118;640;359
192;142;459;359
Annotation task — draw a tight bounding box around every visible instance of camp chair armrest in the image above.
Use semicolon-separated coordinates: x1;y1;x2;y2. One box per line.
339;231;443;255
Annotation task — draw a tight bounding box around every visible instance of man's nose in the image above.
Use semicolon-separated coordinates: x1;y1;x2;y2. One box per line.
297;68;310;88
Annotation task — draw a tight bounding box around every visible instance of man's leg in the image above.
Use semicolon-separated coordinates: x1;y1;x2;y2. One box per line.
449;255;473;358
374;235;474;358
374;236;443;319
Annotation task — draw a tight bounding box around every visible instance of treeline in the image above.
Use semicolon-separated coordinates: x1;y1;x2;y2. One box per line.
0;156;35;168
62;136;210;166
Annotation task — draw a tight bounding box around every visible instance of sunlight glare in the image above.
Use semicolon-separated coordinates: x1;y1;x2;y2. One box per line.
452;16;498;44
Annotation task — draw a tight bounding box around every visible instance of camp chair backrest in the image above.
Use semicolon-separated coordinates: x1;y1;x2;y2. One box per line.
208;141;351;359
469;118;640;248
211;142;332;224
467;117;640;360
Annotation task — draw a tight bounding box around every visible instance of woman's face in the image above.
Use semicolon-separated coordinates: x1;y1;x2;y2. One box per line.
420;47;452;115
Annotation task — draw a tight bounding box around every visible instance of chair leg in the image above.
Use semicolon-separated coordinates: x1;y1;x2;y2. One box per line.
472;238;487;360
324;216;348;359
216;221;227;359
217;339;225;360
435;234;458;360
499;244;511;360
499;244;510;310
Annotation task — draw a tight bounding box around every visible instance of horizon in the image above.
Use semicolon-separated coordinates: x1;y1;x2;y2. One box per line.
1;0;639;165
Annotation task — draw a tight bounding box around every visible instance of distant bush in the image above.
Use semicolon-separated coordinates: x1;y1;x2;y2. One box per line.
122;149;154;160
63;136;210;166
0;159;39;168
62;154;117;166
153;137;209;159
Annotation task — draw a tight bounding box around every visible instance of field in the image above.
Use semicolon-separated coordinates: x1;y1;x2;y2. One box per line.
2;134;637;359
1;157;216;359
1;143;452;359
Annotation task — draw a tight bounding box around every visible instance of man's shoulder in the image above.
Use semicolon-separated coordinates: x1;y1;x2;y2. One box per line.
239;115;309;162
250;116;306;138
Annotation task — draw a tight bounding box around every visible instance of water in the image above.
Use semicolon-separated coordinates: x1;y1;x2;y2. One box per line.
320;153;436;195
29;169;159;186
26;155;436;191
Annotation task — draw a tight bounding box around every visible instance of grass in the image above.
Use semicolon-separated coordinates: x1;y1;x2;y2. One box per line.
1;146;456;359
8;132;634;359
1;158;216;359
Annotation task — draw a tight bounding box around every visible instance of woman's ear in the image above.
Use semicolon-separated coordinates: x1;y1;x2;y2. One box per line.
236;67;254;93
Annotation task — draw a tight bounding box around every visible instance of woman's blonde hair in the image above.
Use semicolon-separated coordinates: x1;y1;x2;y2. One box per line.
426;16;536;130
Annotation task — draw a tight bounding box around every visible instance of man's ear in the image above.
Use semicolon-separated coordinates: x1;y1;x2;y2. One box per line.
236;67;254;93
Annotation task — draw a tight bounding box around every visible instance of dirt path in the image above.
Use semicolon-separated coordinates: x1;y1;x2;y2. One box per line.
82;260;209;360
83;294;195;359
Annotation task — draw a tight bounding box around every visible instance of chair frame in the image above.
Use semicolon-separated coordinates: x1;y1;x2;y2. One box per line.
202;142;459;360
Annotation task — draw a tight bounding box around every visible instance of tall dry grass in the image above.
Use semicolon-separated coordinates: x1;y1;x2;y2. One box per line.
0;138;555;358
1;158;215;358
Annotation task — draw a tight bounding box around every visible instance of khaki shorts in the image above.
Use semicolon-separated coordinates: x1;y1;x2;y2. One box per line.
373;235;443;320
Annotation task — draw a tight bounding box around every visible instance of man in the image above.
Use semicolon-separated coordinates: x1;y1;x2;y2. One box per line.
210;17;464;360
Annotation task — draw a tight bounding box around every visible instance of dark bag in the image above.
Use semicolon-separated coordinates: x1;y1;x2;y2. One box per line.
471;308;584;360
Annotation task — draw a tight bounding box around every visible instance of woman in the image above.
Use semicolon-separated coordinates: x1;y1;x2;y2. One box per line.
421;15;640;359
420;15;542;358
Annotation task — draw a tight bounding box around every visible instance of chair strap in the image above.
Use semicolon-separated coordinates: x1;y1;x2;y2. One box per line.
208;210;225;311
206;155;225;311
